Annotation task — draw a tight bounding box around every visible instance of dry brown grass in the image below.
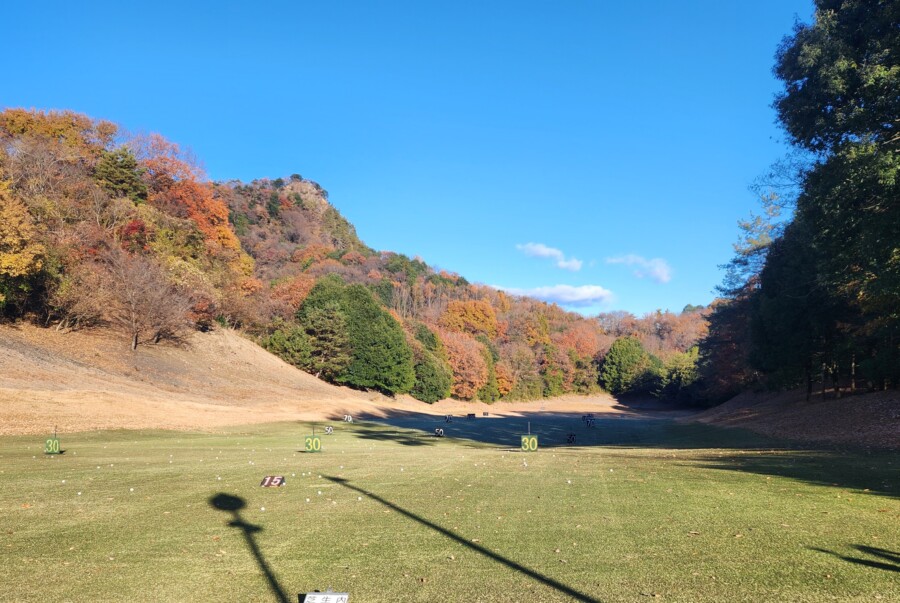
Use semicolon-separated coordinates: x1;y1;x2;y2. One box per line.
691;387;899;450
0;323;622;435
4;322;895;450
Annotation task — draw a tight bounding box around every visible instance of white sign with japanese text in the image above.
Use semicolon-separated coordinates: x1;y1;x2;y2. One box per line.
301;593;349;603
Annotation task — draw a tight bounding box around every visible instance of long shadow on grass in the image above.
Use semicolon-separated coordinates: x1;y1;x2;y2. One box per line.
359;410;786;451
350;426;437;446
325;476;601;603
359;412;900;498
209;493;289;603
693;451;899;499
810;545;900;573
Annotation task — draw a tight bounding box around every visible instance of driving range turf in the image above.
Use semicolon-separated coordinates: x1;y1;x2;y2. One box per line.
2;413;897;602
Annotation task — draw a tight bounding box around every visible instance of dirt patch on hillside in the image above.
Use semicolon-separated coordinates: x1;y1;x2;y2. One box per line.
0;324;625;435
690;388;899;450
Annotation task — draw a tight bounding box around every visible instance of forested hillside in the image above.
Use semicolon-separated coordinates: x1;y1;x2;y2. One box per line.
0;108;707;404
696;0;899;403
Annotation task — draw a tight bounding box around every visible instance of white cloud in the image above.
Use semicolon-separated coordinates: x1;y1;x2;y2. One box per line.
496;284;614;307
516;242;583;272
606;254;672;283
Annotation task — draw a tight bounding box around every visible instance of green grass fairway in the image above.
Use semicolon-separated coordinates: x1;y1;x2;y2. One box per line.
2;414;897;602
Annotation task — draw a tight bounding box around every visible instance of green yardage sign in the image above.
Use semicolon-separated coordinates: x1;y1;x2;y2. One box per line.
304;435;321;452
45;437;61;454
521;435;538;452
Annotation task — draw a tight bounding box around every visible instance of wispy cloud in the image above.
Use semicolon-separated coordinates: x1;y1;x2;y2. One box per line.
606;254;672;283
497;284;614;307
516;243;583;272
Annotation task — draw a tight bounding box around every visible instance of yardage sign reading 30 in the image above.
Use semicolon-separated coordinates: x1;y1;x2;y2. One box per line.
304;435;321;452
521;435;538;452
44;437;61;454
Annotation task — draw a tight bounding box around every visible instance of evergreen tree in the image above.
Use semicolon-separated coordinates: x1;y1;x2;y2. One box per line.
94;147;147;202
301;302;351;381
411;349;452;403
264;323;311;368
298;277;414;394
600;337;651;395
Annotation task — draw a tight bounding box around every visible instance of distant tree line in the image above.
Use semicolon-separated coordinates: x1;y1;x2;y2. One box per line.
695;1;900;403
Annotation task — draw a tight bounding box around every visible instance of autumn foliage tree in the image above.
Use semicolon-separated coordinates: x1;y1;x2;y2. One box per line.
55;247;191;349
440;299;499;338
0;177;45;313
439;329;488;400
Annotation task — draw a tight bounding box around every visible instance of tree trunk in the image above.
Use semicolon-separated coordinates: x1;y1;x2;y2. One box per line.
821;363;827;401
805;365;812;402
131;332;138;351
832;363;841;399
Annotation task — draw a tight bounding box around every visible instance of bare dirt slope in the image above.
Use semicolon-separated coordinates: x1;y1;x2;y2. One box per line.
690;388;899;450
0;324;623;435
5;323;894;448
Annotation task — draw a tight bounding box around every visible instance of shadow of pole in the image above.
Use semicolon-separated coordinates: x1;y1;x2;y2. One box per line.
809;546;900;574
324;476;601;603
210;493;290;603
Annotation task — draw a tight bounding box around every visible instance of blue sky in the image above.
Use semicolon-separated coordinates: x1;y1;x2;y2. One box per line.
2;0;813;316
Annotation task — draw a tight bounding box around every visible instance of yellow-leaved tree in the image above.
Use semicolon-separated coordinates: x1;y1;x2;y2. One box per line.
0;175;45;311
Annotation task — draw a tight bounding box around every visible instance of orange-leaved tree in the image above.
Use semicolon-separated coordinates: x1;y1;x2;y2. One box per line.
438;328;488;400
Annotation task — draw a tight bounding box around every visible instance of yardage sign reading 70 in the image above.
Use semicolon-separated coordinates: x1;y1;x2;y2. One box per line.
304;435;321;452
521;435;538;452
